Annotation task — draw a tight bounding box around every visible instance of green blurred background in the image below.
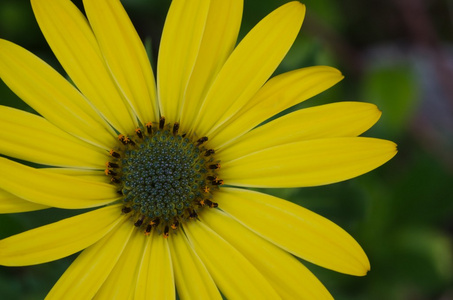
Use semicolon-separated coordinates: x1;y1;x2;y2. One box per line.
1;0;452;299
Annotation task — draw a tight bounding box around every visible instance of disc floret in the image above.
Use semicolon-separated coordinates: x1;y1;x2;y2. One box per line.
105;118;221;237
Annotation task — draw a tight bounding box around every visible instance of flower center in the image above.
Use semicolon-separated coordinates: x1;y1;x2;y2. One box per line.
105;117;221;237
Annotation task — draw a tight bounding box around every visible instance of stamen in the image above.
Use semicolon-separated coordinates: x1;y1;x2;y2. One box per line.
204;149;215;156
196;136;208;146
122;207;132;214
106;162;119;168
171;220;179;230
109;150;120;158
173;122;180;135
163;226;169;238
209;163;221;170
212;179;224;186
104;169;117;176
159;116;165;129
145;224;152;235
205;199;218;208
134;216;144;227
135;128;143;139
146;122;153;134
189;210;198;219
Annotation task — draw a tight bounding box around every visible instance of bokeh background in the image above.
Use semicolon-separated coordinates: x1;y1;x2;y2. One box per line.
1;0;452;299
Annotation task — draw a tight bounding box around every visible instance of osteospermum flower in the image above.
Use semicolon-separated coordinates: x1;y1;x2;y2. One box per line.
0;0;396;298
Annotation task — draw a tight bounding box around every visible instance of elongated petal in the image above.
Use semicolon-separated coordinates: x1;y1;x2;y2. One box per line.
218;102;382;161
157;0;210;123
0;106;107;168
31;0;137;133
83;0;158;124
168;230;221;300
216;188;370;275
200;209;332;299
180;0;242;132
0;204;122;266
46;219;134;300
44;168;107;183
0;158;120;209
192;2;305;136
210;66;343;149
221;137;397;187
95;229;146;299
0;189;49;213
0;39;115;149
135;230;175;299
184;221;280;299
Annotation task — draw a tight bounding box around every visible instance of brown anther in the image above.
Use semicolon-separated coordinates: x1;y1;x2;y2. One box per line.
171;221;179;230
135;128;143;139
118;134;127;145
119;134;135;146
206;176;217;181
122;207;132;214
163;226;169;238
110;177;120;184
150;218;160;227
109;150;120;158
159;116;165;129
173;122;180;135
196;136;208;146
104;169;117;176
205;199;218;208
204;149;215;156
189;210;198;219
212;179;224;186
134;217;144;227
209;163;221;170
145;224;152;235
106;161;119;168
145;122;153;134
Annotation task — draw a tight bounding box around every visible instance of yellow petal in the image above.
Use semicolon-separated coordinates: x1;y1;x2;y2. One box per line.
0;106;108;168
168;230;221;300
31;0;137;134
0;39;115;149
210;66;343;149
192;2;306;136
0;204;122;266
0;189;49;213
95;229;146;299
83;0;158;124
135;229;175;299
184;221;281;299
221;137;397;187
200;209;332;299
0;158;121;209
46;219;134;300
216;188;370;276
218;102;382;161
180;0;243;132
157;0;210;123
43;168;107;183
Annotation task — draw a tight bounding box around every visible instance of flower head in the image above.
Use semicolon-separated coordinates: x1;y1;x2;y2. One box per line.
0;0;396;298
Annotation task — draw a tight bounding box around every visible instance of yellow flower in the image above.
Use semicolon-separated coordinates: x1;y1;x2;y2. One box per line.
0;0;396;299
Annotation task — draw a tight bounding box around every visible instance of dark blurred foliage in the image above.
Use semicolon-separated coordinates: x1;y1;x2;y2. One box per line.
1;0;452;299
